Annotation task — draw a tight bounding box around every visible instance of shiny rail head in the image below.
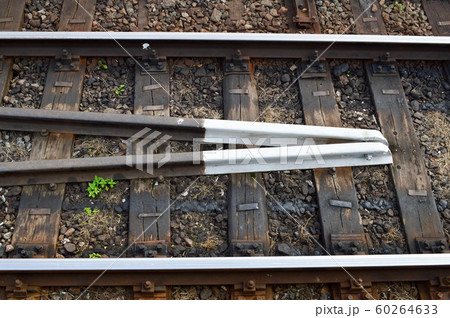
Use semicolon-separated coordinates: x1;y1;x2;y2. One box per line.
0;31;449;45
0;254;448;271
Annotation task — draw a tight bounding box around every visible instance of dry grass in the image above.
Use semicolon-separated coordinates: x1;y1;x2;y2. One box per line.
200;234;224;251
39;287;128;300
273;284;329;300
377;282;419;300
68;209;122;253
171;286;199;300
382;227;405;246
0;134;30;162
73;136;124;158
426;111;450;181
170;286;229;300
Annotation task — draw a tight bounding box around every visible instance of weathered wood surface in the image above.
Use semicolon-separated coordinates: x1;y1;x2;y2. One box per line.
349;0;387;35
297;64;367;253
0;0;26;108
422;0;450;36
224;69;269;255
365;62;446;253
9;4;94;258
12;59;87;258
128;65;171;252
59;0;96;31
0;0;25;31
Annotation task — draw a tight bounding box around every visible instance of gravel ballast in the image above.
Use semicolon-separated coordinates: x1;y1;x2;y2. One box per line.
92;0;139;31
145;0;292;33
380;0;433;35
23;0;62;31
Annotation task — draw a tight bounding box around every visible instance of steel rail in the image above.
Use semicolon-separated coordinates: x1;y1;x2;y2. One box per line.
0;142;392;186
0;107;388;145
0;255;448;291
0;32;448;60
0;254;448;271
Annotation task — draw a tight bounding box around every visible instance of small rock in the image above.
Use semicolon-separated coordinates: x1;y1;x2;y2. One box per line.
184;237;194;247
64;228;76;237
195;67;207;77
161;0;176;9
333;63;349;77
280;74;290;83
5;244;14;253
410;89;421;99
2;232;12;240
64;243;76;253
410;100;420;111
277;243;291;255
387;209;394;217
200;288;212;300
30;19;41;28
371;4;378;12
211;8;222;23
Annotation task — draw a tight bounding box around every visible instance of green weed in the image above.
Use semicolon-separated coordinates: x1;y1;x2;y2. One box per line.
97;60;108;70
87;176;118;198
115;84;125;95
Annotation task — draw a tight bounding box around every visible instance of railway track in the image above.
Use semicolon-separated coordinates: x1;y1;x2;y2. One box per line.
0;0;449;300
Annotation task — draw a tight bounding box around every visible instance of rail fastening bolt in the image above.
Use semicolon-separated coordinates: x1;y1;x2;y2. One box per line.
144;281;152;290
40;129;49;137
15;279;23;288
246;280;256;289
365;154;372;161
49;183;56;191
444;276;450;285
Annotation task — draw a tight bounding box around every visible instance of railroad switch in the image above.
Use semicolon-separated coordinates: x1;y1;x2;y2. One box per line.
416;238;449;253
54;49;80;72
232;281;269;300
330;234;366;255
11;242;49;258
133;241;167;258
231;240;264;256
370;53;397;76
140;48;167;73
224;50;250;74
299;51;327;79
5;279;40;300
133;281;167;300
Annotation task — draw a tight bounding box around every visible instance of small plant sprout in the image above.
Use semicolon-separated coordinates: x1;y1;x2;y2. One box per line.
86;176;118;198
346;70;351;77
83;207;100;216
97;60;108;70
115;84;125;95
394;1;404;11
89;252;102;258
